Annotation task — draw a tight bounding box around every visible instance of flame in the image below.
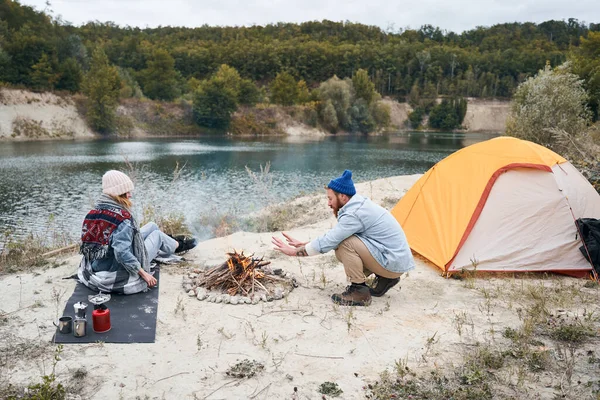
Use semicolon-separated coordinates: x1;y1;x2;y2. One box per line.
209;250;272;296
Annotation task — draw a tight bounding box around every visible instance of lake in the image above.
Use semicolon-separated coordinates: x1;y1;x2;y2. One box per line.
0;132;497;245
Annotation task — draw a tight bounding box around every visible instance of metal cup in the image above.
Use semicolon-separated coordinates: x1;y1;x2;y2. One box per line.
73;318;87;338
53;316;73;334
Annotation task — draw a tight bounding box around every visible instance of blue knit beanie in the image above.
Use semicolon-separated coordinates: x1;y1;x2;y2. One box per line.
328;170;356;196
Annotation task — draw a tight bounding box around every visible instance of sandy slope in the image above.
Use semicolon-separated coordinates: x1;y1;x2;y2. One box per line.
463;98;510;133
1;175;594;399
0;89;95;140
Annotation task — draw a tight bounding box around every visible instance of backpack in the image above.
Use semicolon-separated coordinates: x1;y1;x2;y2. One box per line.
575;218;600;275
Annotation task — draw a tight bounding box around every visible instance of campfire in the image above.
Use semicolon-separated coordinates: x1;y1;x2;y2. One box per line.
183;251;296;304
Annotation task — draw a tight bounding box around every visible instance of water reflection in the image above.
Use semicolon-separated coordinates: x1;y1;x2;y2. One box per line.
0;132;498;243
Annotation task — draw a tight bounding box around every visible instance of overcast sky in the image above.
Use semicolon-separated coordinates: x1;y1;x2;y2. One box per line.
18;0;600;33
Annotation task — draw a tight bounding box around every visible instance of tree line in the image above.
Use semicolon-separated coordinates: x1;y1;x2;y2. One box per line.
0;0;598;132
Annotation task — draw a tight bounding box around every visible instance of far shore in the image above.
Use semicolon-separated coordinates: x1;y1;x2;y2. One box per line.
0;88;509;142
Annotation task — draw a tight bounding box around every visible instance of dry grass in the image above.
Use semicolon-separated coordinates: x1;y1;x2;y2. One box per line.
366;275;600;400
11;116;50;138
0;215;75;275
118;98;204;136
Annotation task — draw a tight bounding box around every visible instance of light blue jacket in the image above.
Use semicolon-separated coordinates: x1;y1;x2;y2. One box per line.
91;219;141;275
309;194;416;273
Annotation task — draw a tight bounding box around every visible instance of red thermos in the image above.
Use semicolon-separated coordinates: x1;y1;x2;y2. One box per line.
92;307;111;333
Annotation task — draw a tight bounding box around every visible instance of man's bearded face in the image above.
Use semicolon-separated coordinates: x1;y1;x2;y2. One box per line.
327;189;344;217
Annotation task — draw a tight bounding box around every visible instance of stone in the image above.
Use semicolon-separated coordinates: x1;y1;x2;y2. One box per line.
286;374;293;381
183;284;193;292
189;273;198;279
196;288;208;301
273;288;284;300
223;295;231;304
208;295;216;303
251;297;259;305
262;266;273;275
230;296;239;305
259;293;267;303
240;296;250;304
215;295;223;304
187;290;195;297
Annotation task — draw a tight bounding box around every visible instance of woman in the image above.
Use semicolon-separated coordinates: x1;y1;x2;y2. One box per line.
78;170;197;294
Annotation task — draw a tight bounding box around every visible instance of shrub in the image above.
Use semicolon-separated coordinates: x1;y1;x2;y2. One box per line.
506;62;591;149
408;107;424;129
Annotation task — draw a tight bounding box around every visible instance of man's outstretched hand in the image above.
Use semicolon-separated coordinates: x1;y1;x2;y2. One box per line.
282;232;308;248
272;235;297;256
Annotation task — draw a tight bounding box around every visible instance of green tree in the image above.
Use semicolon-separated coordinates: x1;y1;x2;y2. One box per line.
117;67;143;98
370;101;391;128
56;57;82;92
82;47;121;133
238;79;262;106
408;107;424;129
428;97;468;130
453;96;468;125
0;45;12;82
349;98;376;133
193;78;237;129
321;99;339;132
571;31;600;121
506;62;591;149
139;49;180;101
270;71;298;105
214;64;242;97
352;68;376;104
428;100;457;129
318;76;354;130
297;80;310;104
30;53;57;90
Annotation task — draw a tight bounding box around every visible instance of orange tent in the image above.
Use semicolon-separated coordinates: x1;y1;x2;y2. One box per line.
391;136;600;275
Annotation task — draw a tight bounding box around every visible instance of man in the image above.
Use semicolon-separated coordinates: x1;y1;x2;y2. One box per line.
272;170;415;306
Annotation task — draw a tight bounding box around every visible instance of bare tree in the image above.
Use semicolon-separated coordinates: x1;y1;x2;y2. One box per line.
450;54;458;79
416;50;431;74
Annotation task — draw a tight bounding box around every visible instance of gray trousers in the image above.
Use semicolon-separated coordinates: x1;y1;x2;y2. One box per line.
141;222;178;260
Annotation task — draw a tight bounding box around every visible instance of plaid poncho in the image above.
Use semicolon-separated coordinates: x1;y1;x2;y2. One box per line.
78;195;151;295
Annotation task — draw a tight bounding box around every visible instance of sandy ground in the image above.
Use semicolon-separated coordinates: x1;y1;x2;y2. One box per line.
2;175;597;399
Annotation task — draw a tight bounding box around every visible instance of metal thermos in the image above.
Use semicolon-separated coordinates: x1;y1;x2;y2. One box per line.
73;302;88;319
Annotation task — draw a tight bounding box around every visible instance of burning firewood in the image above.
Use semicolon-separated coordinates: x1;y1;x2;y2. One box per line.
196;250;283;297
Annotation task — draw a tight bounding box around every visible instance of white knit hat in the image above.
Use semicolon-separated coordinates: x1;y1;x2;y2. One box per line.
102;170;134;196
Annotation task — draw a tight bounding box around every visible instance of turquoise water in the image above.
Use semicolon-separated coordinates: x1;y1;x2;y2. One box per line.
0;132;497;243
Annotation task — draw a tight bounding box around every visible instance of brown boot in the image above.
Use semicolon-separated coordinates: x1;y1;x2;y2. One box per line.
331;284;372;306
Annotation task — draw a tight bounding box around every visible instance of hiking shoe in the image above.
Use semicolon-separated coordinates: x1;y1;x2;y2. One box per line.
369;276;400;297
169;235;198;254
331;284;371;306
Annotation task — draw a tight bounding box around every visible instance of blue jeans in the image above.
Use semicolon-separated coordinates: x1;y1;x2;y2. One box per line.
141;222;178;260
